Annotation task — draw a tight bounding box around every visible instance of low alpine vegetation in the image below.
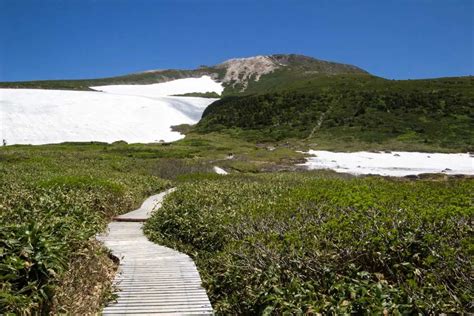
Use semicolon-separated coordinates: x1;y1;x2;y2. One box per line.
0;145;169;314
0;137;297;314
198;77;474;151
144;172;473;314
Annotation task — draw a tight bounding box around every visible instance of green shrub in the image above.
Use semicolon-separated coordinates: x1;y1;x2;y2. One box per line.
0;147;169;314
197;78;474;151
144;173;474;314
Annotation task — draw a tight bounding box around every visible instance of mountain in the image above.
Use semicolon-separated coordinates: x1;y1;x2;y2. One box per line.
0;54;369;95
1;54;472;150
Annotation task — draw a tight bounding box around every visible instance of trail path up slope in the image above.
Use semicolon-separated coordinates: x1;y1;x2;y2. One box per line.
98;189;213;315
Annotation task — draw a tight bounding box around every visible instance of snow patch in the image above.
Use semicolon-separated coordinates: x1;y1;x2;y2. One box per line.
0;89;215;145
1;76;224;145
300;150;473;176
92;75;223;97
213;166;228;175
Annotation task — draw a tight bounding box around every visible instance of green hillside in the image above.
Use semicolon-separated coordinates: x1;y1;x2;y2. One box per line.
197;75;474;151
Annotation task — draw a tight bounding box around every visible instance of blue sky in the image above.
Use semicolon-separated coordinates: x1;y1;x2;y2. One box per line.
0;0;472;81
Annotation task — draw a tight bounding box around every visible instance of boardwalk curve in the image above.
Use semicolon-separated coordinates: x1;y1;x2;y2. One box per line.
98;189;213;315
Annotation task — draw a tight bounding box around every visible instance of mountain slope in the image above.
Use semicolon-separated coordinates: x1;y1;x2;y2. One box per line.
2;54;472;150
0;54;369;95
197;76;474;151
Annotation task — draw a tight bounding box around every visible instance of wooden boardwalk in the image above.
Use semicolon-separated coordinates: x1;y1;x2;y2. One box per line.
98;189;213;315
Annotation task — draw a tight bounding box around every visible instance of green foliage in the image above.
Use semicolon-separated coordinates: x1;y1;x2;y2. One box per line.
198;77;474;151
0;146;169;314
170;124;194;135
144;173;474;314
172;91;221;98
0;135;303;313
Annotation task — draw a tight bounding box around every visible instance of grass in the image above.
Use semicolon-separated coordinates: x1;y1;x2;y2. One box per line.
0;133;305;314
2;53;472;314
1;132;472;314
144;172;474;314
0;144;169;314
1;77;472;313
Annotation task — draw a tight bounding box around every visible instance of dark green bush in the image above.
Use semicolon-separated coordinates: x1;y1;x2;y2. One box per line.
198;81;474;150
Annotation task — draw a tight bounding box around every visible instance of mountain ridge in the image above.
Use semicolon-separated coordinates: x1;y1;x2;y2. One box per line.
0;54;370;94
2;54;472;151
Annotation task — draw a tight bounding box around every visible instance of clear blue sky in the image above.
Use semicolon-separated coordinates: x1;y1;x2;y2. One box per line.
0;0;472;81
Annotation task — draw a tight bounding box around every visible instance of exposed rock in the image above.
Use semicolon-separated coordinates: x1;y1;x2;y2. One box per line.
215;55;281;90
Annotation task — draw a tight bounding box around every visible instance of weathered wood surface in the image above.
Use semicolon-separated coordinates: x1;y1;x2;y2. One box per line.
113;189;175;222
98;188;213;315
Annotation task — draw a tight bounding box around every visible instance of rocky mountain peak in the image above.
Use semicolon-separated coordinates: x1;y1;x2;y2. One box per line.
216;55;282;89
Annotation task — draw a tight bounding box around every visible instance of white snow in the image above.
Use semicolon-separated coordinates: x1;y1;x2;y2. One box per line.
300;150;474;176
91;75;223;97
1;76;223;145
213;166;228;175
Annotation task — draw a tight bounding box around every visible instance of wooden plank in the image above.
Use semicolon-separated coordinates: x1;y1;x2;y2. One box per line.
98;189;213;315
114;189;176;221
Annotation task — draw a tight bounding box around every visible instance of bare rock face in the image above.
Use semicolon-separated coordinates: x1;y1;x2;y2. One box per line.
216;55;282;90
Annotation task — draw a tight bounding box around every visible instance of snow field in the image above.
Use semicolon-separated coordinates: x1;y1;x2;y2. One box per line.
1;76;223;145
91;75;224;97
301;150;473;176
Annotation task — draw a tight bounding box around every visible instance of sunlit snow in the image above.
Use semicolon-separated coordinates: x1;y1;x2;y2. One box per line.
300;150;474;176
91;75;224;97
213;166;228;175
0;76;222;145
